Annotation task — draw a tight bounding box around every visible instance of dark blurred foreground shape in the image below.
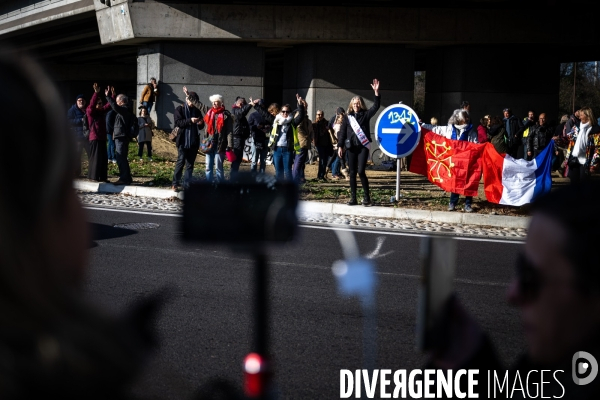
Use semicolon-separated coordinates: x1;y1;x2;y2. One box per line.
182;174;298;245
183;173;298;399
0;48;247;400
427;181;600;399
0;46;168;399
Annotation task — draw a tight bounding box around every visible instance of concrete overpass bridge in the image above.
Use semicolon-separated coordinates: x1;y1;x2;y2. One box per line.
2;0;599;129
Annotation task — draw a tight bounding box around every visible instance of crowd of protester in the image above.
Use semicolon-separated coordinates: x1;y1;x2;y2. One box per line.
420;102;600;211
462;104;600;181
68;78;382;205
68;80;600;211
68;82;151;185
423;102;600;181
170;79;381;208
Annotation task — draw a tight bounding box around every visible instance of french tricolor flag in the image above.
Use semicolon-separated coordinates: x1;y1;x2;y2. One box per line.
482;140;554;206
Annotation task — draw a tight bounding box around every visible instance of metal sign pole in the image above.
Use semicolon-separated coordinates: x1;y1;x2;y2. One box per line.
374;102;421;203
396;158;401;201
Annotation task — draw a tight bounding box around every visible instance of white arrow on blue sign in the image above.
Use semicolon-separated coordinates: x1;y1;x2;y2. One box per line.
374;103;421;159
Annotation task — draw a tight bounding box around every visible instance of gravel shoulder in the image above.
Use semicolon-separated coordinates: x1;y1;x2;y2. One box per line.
78;192;527;240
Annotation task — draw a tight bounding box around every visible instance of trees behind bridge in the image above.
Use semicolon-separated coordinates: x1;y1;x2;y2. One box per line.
560;62;600;119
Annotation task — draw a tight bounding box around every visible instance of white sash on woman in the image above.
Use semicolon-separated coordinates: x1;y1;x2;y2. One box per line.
348;115;371;149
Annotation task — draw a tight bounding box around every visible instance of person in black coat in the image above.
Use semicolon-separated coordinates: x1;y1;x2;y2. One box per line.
171;91;204;190
564;107;581;136
105;87;134;185
552;115;569;172
488;115;509;155
67;94;89;177
231;96;252;178
519;110;536;160
338;79;381;206
106;109;116;164
527;113;554;159
313;110;332;180
247;100;272;174
503;108;523;159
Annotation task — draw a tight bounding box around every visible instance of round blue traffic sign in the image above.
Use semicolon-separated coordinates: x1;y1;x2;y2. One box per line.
374;103;421;159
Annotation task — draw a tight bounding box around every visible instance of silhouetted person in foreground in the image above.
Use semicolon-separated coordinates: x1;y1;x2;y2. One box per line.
0;48;243;400
429;182;600;399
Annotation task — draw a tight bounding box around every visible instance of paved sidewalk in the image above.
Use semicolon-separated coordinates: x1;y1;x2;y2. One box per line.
75;180;530;230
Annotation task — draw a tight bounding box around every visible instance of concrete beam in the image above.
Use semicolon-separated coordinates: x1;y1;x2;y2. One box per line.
0;0;94;36
94;0;134;43
93;2;600;46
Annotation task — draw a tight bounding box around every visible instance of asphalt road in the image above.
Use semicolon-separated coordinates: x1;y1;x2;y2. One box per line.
83;207;525;399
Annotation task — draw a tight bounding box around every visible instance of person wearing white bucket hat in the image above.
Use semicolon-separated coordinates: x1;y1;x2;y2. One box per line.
183;88;234;182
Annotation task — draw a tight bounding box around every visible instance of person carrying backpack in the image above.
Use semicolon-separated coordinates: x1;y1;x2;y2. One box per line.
106;86;135;185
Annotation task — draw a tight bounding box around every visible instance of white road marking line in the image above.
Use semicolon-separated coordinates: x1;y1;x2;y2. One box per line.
83;206;525;244
84;206;181;217
96;242;509;288
366;236;394;260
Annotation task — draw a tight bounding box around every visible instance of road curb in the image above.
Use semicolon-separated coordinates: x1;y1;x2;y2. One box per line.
74;180;184;200
75;180;530;230
299;201;530;229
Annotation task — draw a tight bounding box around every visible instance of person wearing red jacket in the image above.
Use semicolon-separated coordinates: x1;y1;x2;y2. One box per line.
477;115;490;143
86;83;113;182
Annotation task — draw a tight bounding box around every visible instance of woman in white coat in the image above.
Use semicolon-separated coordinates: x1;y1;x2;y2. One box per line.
421;109;479;212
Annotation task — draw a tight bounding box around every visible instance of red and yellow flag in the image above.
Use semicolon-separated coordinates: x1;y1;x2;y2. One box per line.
409;129;485;197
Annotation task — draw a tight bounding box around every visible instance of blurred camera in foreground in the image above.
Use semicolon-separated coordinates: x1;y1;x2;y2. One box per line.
182;173;298;244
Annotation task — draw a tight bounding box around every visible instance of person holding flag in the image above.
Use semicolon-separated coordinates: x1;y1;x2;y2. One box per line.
338;79;380;206
411;113;554;207
421;109;479;212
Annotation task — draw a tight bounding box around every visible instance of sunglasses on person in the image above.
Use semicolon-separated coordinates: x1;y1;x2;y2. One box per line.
281;110;290;114
516;253;542;302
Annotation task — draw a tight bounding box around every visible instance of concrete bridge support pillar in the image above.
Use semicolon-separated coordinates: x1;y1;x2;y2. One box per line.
138;42;265;130
424;45;560;126
282;44;415;129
